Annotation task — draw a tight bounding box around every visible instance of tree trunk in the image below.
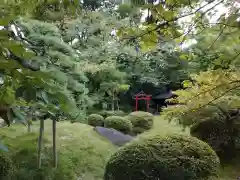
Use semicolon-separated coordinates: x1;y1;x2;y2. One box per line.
27;112;32;132
27;121;31;132
37;119;44;169
112;95;115;111
52;119;57;168
116;99;120;111
226;117;236;159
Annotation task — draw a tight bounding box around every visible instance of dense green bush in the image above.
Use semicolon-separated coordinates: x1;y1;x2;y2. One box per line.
126;111;154;134
0;151;13;179
104;134;220;180
99;110;126;118
104;116;132;134
190;118;240;162
88;114;104;127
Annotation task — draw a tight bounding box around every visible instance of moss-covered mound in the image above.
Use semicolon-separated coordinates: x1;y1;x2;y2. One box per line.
104;134;220;180
0;120;117;180
126;111;154;135
190;118;240;162
0;151;13;179
88;114;104;127
104;116;132;134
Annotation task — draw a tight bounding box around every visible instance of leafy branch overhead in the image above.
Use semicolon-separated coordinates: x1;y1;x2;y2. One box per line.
117;0;240;52
162;69;240;127
0;0;83;125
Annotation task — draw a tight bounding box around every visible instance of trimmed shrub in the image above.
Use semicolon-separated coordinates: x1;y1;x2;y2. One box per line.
104;134;220;180
104;116;132;134
99;111;126;118
113;110;126;116
88;114;104;127
99;111;115;118
126;111;154;134
0;152;13;179
190;118;240;162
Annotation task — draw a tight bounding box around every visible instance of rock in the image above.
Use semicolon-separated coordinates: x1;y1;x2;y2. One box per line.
94;126;134;146
0;118;6;128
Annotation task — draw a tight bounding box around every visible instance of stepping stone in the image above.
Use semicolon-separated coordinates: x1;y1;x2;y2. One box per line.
94;126;134;146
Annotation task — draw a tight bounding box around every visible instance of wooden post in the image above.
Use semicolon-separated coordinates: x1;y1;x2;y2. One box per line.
52;119;57;168
146;97;149;112
135;96;138;111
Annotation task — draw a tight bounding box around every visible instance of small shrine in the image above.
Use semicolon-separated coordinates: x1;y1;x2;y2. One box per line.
133;91;152;112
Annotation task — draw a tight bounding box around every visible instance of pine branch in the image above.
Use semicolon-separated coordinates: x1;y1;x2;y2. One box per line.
3;48;40;71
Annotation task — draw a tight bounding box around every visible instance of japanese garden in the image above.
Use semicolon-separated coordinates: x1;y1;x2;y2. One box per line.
0;0;239;179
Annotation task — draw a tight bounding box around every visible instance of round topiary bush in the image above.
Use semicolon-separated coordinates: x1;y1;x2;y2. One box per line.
88;114;104;127
99;111;115;118
190;118;240;162
0;152;13;179
99;111;126;118
126;111;154;134
104;116;132;134
104;134;220;180
113;110;126;116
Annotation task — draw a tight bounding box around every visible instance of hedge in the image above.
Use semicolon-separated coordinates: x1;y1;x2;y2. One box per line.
104;133;220;180
104;116;132;134
88;114;104;127
0;151;13;180
190;118;240;162
99;111;126;118
126;111;154;134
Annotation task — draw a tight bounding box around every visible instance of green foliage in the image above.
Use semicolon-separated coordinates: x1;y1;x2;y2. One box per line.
0;151;13;180
99;110;126;118
116;41;189;86
162;69;240;127
117;4;133;18
187;25;240;73
0;0;82;125
33;0;81;21
104;133;220;180
83;0;103;10
104;116;132;134
88;114;104;127
162;68;240;163
99;111;115;118
15;18;91;120
190;117;240;162
117;0;240;53
127;111;154;134
112;110;126;116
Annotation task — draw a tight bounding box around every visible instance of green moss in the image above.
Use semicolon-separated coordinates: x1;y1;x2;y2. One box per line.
88;114;104;127
126;111;154;135
0;120;117;180
104;133;220;180
104;116;132;134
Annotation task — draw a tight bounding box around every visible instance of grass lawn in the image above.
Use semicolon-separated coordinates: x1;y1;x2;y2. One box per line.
0;120;117;180
1;117;239;180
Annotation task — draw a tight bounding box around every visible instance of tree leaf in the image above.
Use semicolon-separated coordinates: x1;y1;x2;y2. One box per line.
11;106;27;125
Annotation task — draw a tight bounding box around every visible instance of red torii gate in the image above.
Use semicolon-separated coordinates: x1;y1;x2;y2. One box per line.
134;91;152;112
